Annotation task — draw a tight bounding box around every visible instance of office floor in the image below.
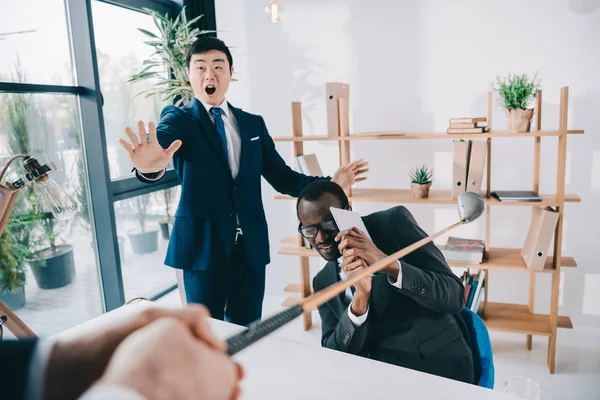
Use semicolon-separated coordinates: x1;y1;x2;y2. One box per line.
158;291;600;400
4;226;176;337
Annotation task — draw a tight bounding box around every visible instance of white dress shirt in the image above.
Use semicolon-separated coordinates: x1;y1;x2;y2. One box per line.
198;97;242;180
338;257;403;327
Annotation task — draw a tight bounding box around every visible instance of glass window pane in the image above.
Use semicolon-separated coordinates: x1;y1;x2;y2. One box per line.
0;93;102;336
92;1;167;180
0;0;74;85
114;186;180;300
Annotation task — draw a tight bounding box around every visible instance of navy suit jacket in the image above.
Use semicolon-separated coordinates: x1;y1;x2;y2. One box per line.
0;339;37;400
137;98;327;271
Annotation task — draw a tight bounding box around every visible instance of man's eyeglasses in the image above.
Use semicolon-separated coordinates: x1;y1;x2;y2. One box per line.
298;219;338;239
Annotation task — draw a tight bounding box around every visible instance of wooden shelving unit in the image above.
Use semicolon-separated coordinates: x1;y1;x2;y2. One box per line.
276;188;581;206
278;237;577;274
275;84;582;373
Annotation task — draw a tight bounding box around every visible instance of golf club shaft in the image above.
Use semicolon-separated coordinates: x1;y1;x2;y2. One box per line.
302;220;464;310
226;219;464;356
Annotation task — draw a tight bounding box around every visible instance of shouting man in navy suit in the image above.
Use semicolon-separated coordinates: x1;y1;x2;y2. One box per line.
119;37;368;326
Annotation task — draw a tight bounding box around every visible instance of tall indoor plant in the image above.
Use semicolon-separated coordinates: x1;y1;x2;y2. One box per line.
0;228;28;309
157;187;176;240
3;62;76;290
27;212;75;289
493;73;541;132
128;6;213;106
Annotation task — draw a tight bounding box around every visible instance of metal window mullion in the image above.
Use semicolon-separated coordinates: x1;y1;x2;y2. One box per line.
111;170;180;202
98;0;172;14
66;0;125;311
0;82;83;94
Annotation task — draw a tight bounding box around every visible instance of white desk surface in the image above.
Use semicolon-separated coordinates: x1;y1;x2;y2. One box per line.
56;302;510;400
211;319;510;400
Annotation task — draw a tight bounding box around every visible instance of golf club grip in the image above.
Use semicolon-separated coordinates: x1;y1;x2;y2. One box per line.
226;305;303;356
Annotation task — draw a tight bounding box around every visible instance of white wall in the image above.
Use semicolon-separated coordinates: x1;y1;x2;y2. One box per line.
215;0;600;327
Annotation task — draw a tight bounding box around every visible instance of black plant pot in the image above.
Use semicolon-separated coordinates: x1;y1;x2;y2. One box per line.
0;286;26;310
28;244;76;289
118;236;125;261
127;229;159;254
159;222;171;240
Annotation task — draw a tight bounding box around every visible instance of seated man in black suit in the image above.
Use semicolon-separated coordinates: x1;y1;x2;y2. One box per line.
296;181;475;384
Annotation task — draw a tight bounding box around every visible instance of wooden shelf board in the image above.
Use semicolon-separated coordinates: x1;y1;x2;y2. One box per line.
273;135;337;142
280;246;319;258
281;297;303;307
281;236;299;244
448;248;576;273
283;283;314;295
487;194;581;206
276;188;581;206
273;129;584;142
483;302;572;336
278;242;576;273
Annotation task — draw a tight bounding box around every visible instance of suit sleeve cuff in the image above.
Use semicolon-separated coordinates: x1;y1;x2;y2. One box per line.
135;168;166;181
387;260;403;289
347;302;369;327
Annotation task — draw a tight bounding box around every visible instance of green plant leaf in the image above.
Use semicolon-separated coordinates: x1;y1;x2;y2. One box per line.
138;28;159;39
492;72;541;110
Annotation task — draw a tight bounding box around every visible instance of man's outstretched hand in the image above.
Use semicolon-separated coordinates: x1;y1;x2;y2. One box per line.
119;120;182;174
331;159;369;191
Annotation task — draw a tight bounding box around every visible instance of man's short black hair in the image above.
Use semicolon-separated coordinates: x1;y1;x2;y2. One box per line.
296;181;349;218
186;37;233;70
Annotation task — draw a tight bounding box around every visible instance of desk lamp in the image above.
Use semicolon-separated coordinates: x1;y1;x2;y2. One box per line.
0;154;77;339
0;154;78;236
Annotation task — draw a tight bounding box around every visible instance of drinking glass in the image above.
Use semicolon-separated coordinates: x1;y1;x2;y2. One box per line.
504;377;541;400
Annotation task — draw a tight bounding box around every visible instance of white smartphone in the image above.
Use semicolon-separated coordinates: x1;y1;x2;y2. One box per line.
329;207;372;240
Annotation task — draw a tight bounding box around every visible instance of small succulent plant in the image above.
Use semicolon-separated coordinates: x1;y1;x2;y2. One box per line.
409;165;433;185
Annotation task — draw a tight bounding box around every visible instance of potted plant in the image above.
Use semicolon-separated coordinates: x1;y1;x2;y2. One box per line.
127;194;159;254
3;63;77;290
27;212;76;289
128;6;213;106
492;73;541;132
0;229;27;310
409;165;433;199
157;187;176;240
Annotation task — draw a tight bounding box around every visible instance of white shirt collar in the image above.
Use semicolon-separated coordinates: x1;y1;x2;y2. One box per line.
196;96;230;117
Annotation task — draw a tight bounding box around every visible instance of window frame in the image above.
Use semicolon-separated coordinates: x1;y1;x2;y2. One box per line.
0;0;205;313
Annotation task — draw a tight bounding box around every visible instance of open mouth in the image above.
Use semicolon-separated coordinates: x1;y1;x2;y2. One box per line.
317;242;336;253
205;85;216;95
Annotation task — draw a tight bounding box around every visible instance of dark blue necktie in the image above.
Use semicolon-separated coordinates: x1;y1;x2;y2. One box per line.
209;107;229;162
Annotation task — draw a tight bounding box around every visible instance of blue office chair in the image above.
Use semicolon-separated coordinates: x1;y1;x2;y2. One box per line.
460;307;494;388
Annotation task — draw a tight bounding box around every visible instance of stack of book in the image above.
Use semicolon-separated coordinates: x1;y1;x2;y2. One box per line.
491;190;542;202
461;270;486;313
440;236;485;264
447;117;488;134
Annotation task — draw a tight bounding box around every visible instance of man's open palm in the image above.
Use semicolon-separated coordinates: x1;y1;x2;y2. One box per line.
119;121;182;174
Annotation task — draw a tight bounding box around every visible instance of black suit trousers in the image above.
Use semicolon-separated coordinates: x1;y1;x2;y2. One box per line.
183;238;265;327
